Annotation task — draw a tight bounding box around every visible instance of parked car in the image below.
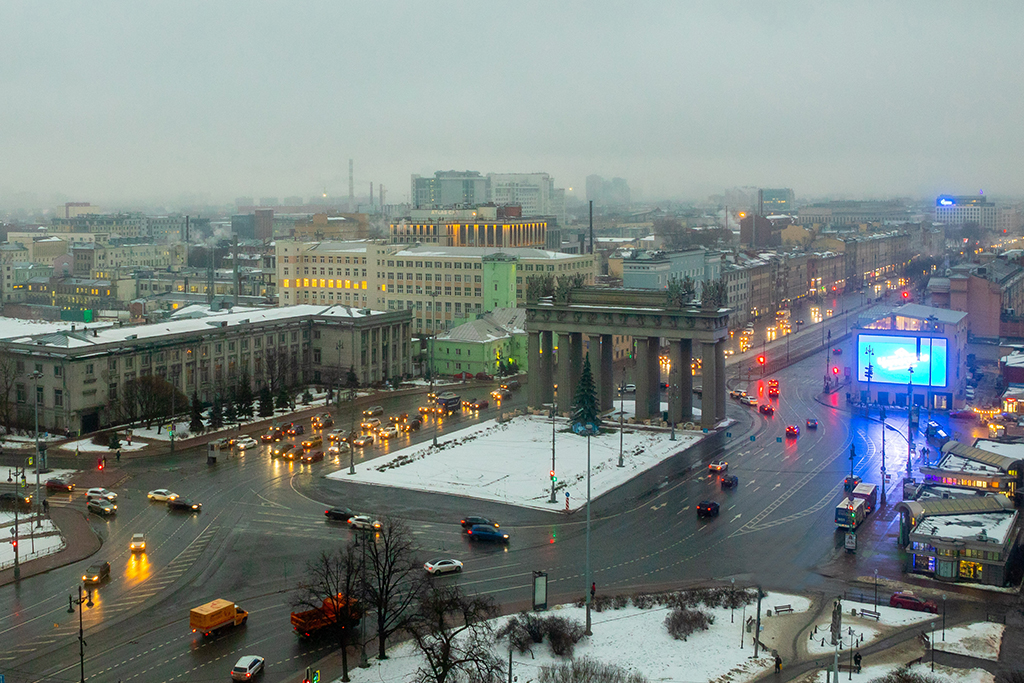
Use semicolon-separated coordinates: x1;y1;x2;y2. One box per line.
130;533;146;553
230;655;265;682
168;498;202;513
353;434;374;447
424;558;464;575
324;506;355;521
785;425;800;438
949;409;976;421
696;501;720;518
87;499;117;515
82;561;111;584
348;515;382;531
708;461;728;473
720;475;739;489
86;488;117;501
300;449;324;463
235;436;259;450
475;372;493;381
362;405;384;417
467;524;509;543
461;516;498;530
889;591;938;613
806;419;819;429
147;489;178;502
759;404;775;416
0;492;32;511
45;478;75;492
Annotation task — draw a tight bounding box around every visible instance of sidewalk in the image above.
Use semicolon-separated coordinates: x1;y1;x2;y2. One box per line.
0;505;101;587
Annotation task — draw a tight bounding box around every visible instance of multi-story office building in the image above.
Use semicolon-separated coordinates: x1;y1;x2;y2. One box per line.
487;173;566;225
148;215;188;242
759;188;796;215
620;248;722;292
275;240;597;333
71;243;185;278
798;201;912;226
1;304;412;434
586;175;631;206
934;195;997;231
411;171;490;208
51;213;149;239
388;206;547;248
807;251;846;299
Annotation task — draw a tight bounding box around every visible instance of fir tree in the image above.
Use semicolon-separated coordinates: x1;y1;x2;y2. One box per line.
236;372;255;419
302;388;313;405
189;391;205;435
209;397;224;430
571;354;601;431
224;395;238;424
258;386;275;417
345;365;359;389
107;432;121;450
276;386;290;411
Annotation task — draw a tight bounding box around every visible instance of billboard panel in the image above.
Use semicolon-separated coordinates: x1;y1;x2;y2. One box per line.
857;334;947;387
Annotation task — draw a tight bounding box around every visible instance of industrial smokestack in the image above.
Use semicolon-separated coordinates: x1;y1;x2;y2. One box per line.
232;235;239;308
184;215;190;294
589;201;594;254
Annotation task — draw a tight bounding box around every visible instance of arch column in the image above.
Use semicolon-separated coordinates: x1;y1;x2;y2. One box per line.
668;339;692;424
635;337;660;421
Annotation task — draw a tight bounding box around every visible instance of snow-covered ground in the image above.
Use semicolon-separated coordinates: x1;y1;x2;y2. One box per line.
59;437;147;453
805;600;936;655
0;514;65;568
326;414;706;511
322;598;1000;683
933;622;1004;661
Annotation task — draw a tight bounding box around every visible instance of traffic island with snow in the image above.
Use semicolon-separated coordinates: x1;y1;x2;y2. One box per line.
326;413;710;511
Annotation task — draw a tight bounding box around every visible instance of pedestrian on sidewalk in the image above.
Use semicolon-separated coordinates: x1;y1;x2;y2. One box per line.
43;499;49;514
116;448;121;463
854;652;862;671
774;655;782;673
590;582;596;600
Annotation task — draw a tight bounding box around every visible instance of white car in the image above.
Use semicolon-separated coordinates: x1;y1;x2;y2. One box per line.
328;442;351;455
86;488;117;501
379;425;400;439
424;558;464;575
87;499;117;516
230;655;265;681
348;515;382;531
235;436;259;450
622;384;636;393
147;489;179;502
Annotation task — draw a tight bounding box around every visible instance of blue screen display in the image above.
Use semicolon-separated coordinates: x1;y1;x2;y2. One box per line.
857;334;947;387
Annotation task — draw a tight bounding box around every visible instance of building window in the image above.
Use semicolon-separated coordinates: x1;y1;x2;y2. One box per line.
36;386;44;405
86;363;94;375
313;349;322;363
54;365;62;377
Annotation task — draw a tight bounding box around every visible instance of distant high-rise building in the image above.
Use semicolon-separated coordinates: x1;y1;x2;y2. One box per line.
411;171;489;208
487;172;566;225
585;175;630;206
935;195;997;231
759;188;796;215
254;209;274;241
724;187;759;213
231;214;256;240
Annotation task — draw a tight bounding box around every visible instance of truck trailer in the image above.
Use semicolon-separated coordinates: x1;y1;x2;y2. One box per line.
190;599;248;636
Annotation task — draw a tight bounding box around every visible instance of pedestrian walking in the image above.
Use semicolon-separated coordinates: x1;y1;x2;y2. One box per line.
43;499;49;514
116;448;121;463
854;652;862;671
127;431;132;445
590;582;596;600
774;655;782;673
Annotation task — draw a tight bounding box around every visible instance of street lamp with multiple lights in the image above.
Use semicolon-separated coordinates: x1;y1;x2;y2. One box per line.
68;584;93;683
28;370;44;526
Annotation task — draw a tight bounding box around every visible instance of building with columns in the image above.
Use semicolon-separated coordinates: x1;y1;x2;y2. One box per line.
525;288;730;429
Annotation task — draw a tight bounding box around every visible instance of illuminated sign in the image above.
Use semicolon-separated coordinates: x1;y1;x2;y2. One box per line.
938;197;954;206
858;334;947;387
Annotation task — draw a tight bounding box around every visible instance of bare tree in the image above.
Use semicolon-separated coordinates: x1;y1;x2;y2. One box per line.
410;584;503;683
364;517;426;660
0;351;19;434
294;547;363;682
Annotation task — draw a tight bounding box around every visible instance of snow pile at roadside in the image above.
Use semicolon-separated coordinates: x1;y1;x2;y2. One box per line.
933;622;1004;661
810;662;993;683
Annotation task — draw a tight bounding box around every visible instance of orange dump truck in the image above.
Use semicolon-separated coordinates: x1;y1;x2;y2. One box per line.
290;594;360;638
190;599;248;636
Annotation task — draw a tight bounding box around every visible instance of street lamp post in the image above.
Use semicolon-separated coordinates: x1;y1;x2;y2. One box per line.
549;384;557;503
68;584;93;683
584;431;592;637
873;569;878;607
907;366;915;480
617;381;624;468
864;346;875;416
28;371;44;526
941;594;946;641
731;578;736;623
879;406;887;507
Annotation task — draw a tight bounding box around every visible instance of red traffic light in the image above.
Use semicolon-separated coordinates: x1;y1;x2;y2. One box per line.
833;366;840;375
902;291;909;299
757;355;765;365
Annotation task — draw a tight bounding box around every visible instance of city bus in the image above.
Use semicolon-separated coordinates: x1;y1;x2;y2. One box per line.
851;482;878;514
835;497;866;529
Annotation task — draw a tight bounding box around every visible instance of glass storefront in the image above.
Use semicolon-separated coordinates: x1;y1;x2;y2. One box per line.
959;560;983;581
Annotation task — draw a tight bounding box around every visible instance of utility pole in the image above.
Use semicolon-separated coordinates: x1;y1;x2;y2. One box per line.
12;504;20;580
69;585;93;682
29;370;44;526
549;385;557;503
584;431;593;636
880;406;887;506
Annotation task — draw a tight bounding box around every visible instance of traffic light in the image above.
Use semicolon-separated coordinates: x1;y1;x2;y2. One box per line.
549;470;557;483
303;667;312;683
833;366;840;376
902;291;909;299
757;355;765;366
98;457;104;471
12;538;17;550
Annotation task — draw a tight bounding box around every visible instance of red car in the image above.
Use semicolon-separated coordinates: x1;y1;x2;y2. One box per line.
45;479;75;492
889;592;938;614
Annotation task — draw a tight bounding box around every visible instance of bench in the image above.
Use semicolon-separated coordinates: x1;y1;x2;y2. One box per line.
838;664;862;674
859;609;881;621
773;604;794;615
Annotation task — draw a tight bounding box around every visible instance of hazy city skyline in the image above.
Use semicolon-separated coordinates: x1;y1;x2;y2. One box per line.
2;1;1023;209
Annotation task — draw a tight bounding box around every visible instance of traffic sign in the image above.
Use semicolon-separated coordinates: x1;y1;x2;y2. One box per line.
726;432;732;438
776;437;782;443
750;436;756;441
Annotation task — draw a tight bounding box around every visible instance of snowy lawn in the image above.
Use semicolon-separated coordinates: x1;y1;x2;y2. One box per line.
326;415;706;511
805;600;936;655
0;514;65;568
330;601;774;683
932;622;1004;661
59;437;147;453
809;662;994;683
841;600;939;628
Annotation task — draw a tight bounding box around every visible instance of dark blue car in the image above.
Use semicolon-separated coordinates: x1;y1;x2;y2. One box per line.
467;524;509;543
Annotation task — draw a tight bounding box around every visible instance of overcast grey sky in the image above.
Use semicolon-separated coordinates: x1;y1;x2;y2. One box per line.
2;1;1022;208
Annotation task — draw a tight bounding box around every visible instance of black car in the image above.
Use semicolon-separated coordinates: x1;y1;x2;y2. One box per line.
696;501;720;518
460;516;498;530
168;497;202;513
288;423;305;436
758;404;775;416
402;418;421;432
720;475;739;489
0;492;32;511
325;506;355;521
806;419;818;429
82;561;111;584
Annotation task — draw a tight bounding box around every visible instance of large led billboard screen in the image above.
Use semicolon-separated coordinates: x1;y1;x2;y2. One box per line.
857;334;947;387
